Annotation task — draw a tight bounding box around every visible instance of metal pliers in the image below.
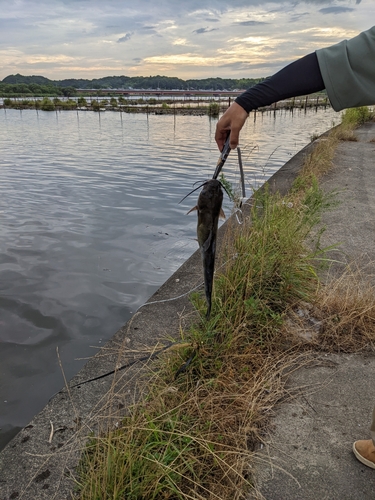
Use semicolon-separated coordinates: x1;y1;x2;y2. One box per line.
212;134;231;180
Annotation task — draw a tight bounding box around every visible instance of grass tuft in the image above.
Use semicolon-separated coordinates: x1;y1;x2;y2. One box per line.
207;102;220;117
314;267;375;352
335;106;373;141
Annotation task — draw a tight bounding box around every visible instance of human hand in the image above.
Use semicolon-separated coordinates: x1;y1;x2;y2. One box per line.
215;102;248;151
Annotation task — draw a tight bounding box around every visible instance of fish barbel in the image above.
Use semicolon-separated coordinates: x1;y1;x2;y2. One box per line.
188;179;225;319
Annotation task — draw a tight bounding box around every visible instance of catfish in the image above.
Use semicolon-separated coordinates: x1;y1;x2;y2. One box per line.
188;179;225;319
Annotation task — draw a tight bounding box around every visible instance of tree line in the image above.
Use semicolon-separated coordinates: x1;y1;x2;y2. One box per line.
1;73;264;96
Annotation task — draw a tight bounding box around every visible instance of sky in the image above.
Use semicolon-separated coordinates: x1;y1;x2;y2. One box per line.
0;0;372;81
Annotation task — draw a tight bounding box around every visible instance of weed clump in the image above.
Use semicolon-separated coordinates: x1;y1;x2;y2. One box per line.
314;268;375;352
336;106;373;140
40;97;55;111
341;106;372;126
207;102;220;117
211;184;328;345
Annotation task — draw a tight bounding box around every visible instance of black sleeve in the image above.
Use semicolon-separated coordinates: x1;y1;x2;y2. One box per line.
235;52;325;113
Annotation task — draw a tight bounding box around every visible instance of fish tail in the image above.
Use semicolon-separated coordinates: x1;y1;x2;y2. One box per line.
205;302;211;320
202;247;214;320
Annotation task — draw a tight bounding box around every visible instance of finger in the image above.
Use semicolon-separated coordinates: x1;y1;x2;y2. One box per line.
229;128;239;149
215;128;228;151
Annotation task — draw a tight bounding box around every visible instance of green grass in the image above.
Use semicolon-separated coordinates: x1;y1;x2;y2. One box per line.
208;183;329;341
207;102;220;117
341;106;372;126
335;106;373;141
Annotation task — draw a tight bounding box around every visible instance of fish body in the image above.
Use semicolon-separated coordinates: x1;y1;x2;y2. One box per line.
188;179;225;319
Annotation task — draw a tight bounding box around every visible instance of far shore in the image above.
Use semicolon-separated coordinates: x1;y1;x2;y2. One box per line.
0;94;330;115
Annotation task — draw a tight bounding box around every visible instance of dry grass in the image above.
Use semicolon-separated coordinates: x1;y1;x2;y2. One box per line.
75;108;375;500
281;266;375;353
77;347;301;500
292;131;339;196
314;267;375;352
335;128;358;141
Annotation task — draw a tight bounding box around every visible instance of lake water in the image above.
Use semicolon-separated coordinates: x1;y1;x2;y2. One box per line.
0;106;341;449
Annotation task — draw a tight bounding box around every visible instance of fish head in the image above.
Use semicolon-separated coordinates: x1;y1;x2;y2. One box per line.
196;179;224;248
198;179;223;212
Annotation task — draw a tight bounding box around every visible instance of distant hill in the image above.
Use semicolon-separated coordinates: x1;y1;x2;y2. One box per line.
1;73;263;91
2;74;53;85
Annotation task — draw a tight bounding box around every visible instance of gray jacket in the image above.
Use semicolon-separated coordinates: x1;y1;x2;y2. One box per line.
316;26;375;111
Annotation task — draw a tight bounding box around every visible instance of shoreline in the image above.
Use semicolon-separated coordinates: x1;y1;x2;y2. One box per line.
0;95;330;115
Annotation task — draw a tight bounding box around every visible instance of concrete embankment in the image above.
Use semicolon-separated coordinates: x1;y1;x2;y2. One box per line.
1;122;375;499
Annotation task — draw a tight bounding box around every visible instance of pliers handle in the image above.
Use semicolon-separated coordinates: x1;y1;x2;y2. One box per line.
212;134;231;180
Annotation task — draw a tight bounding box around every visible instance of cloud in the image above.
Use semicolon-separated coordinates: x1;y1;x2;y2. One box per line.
193;27;218;34
0;0;371;80
319;6;355;14
236;20;269;26
173;38;189;45
218;60;283;71
117;32;133;43
143;53;216;66
289;12;310;22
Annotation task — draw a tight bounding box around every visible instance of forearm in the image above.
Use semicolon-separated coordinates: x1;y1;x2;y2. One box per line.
235;52;325;113
216;52;326;151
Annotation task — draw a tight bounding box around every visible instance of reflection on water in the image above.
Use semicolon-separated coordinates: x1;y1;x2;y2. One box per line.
0;106;340;448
